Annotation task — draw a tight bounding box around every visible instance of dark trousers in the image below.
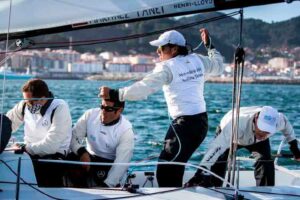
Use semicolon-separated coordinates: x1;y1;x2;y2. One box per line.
65;153;113;188
211;138;275;187
156;112;208;187
30;153;66;187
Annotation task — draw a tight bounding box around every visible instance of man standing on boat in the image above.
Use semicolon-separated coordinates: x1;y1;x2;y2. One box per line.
100;28;224;187
69;98;134;187
6;79;72;187
187;106;300;187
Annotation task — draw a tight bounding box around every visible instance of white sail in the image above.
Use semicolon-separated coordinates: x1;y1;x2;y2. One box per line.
0;0;286;40
0;0;214;38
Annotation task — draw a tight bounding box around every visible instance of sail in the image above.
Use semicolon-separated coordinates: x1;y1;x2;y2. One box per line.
0;0;286;40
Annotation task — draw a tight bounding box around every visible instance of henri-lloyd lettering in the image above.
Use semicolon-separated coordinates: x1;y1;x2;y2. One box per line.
205;146;221;162
137;7;164;17
92;14;129;24
174;0;213;9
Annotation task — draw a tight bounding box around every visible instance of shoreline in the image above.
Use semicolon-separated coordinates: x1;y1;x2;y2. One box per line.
37;73;300;85
86;74;300;85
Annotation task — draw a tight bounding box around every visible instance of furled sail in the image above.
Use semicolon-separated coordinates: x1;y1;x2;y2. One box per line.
0;0;286;40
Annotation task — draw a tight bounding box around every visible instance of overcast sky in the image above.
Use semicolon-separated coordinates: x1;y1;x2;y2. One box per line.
222;1;300;23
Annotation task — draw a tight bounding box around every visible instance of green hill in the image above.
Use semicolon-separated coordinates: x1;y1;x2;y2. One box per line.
53;12;300;62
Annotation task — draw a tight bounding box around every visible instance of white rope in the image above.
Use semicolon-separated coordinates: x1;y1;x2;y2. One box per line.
38;159;235;188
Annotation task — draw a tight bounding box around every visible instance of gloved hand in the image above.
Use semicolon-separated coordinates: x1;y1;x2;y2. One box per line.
14;143;26;154
289;139;300;161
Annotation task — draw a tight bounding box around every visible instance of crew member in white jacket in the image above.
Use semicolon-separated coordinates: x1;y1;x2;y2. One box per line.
70;98;134;187
187;106;300;187
100;28;224;187
6;79;72;187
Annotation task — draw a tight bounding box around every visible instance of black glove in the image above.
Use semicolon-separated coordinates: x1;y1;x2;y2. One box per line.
204;37;215;50
14;143;26;154
185;169;213;188
289;139;300;159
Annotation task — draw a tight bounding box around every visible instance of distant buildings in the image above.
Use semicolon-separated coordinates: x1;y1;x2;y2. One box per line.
1;46;299;79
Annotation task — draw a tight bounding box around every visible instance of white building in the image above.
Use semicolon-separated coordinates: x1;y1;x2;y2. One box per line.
70;62;104;73
268;57;292;70
106;62;131;72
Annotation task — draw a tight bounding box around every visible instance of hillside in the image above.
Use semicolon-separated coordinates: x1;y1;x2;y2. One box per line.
41;12;300;62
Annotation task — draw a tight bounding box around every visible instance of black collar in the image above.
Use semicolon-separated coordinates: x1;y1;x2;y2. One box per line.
40;92;54;116
103;117;120;126
40;99;53;116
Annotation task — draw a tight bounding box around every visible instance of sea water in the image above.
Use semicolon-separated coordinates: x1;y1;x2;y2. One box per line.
1;79;299;170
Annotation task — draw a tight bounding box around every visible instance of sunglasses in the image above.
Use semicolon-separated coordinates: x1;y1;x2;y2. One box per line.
157;44;175;54
157;45;167;54
100;105;120;112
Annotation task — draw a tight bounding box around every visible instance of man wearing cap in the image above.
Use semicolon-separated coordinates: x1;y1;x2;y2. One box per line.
186;106;300;187
100;28;224;187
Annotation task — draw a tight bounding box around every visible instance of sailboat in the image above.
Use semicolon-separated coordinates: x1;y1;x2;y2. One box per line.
1;0;300;199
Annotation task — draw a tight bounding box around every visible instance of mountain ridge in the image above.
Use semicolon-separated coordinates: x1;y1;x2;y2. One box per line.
53;12;300;62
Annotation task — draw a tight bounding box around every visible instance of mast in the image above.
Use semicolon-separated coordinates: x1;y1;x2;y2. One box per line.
227;9;245;197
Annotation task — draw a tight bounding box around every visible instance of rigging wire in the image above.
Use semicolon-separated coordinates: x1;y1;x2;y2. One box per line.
0;158;237;200
1;157;300;200
226;8;245;199
0;11;240;54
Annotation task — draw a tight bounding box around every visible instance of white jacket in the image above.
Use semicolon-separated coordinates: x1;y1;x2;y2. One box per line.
71;108;134;187
6;99;72;156
118;49;224;118
200;106;296;169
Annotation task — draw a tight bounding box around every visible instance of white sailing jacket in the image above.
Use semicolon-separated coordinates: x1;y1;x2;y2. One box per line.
119;49;224;119
71;108;134;187
6;99;72;156
200;106;297;170
161;53;205;118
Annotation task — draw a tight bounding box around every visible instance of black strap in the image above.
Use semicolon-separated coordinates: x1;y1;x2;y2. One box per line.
50;107;57;124
22;102;56;124
21;102;26;117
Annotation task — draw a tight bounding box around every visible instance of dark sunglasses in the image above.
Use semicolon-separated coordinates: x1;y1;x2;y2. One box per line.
100;105;120;112
157;45;167;53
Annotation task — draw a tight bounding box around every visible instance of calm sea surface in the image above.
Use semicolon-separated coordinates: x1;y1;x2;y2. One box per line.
1;79;300;170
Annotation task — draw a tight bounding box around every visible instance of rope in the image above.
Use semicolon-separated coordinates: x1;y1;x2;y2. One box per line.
0;158;236;200
37;159;234;187
2;156;299;199
227;9;245;197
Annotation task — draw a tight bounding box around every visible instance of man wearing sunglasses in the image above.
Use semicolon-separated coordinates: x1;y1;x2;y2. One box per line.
69;98;134;188
100;28;224;187
6;78;72;187
186;106;300;187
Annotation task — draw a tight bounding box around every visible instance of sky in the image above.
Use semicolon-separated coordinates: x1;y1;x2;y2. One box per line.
222;1;300;23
